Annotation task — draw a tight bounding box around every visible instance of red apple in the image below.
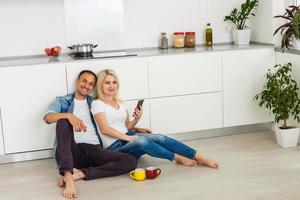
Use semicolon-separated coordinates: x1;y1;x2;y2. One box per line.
44;47;52;56
51;46;61;57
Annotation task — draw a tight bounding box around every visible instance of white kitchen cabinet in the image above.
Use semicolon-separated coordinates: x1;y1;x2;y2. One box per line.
150;93;223;134
0;108;4;155
0;64;67;153
223;49;275;127
148;53;222;98
66;57;149;101
124;99;150;129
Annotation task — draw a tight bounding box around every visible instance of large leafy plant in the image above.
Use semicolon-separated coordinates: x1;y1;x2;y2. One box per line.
274;5;300;51
254;63;300;129
224;0;258;30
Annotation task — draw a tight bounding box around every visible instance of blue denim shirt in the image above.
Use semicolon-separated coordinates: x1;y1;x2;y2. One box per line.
45;93;103;147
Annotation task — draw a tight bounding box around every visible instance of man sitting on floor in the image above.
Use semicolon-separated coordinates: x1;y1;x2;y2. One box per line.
44;70;137;199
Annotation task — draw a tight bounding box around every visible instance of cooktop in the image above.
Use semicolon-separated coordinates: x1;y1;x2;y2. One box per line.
70;51;138;60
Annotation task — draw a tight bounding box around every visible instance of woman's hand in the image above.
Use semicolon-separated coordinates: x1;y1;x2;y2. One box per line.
126;135;139;141
133;106;143;121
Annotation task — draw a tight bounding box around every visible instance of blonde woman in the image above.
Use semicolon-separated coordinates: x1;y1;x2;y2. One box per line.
91;69;219;168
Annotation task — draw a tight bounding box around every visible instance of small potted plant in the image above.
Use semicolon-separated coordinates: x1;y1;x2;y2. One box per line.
254;63;300;148
273;5;300;52
224;0;258;45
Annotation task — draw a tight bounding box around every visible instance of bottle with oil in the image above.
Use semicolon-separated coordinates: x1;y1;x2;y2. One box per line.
205;23;213;47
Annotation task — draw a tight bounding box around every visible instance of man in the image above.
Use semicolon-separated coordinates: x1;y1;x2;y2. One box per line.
44;70;137;199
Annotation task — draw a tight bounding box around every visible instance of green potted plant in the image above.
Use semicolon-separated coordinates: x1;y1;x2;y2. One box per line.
224;0;258;45
254;63;300;147
273;5;300;52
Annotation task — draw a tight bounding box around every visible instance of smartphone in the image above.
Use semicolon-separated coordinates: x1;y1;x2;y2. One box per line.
136;99;144;109
133;99;144;117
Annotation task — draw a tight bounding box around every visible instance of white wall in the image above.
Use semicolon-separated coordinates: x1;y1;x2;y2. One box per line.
123;0;243;49
64;0;125;51
2;0;287;57
250;0;295;46
250;0;274;44
0;0;245;57
0;0;67;57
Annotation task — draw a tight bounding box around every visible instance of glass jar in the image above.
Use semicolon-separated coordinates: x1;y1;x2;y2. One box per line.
184;32;195;48
159;32;168;49
173;32;185;48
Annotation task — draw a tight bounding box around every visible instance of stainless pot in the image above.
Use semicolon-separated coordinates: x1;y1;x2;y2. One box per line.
68;44;98;54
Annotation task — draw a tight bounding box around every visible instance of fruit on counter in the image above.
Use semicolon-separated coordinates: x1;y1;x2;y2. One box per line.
44;46;61;57
44;48;52;56
51;46;61;57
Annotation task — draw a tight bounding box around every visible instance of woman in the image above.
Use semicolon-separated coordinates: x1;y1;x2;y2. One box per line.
91;69;219;168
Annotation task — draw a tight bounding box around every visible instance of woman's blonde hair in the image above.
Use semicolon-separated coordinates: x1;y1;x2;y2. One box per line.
96;69;121;102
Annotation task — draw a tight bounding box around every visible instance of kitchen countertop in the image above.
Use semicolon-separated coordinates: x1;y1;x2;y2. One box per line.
0;43;275;68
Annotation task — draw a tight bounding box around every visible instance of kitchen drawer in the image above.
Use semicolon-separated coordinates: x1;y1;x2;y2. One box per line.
0;64;67;153
67;57;149;101
150;93;223;134
148;52;222;98
223;49;274;127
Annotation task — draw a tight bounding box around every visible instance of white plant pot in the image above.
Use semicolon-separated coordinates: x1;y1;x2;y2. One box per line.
293;36;300;51
274;126;299;148
232;29;251;45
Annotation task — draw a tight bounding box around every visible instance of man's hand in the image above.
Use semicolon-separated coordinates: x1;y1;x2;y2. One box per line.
134;127;152;134
67;113;87;132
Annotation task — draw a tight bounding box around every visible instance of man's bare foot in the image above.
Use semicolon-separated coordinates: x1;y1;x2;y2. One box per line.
195;154;219;169
175;154;197;167
72;168;85;181
62;172;78;199
58;176;65;188
58;169;85;188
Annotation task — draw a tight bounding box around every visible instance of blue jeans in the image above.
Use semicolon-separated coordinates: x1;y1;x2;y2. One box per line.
107;132;197;161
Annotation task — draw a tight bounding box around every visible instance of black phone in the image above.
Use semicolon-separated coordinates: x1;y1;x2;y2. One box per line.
133;99;144;117
136;99;144;109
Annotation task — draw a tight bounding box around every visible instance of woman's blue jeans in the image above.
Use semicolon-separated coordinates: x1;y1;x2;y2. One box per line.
107;132;197;161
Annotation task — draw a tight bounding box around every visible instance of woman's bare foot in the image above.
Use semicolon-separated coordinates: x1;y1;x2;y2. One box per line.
175;154;197;167
72;168;85;181
61;172;78;199
195;154;219;169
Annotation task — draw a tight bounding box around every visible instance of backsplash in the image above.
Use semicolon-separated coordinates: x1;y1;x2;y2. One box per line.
0;0;286;57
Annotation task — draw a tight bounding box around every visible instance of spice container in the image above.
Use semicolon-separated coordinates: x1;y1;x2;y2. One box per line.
173;32;185;48
184;32;195;48
159;32;168;49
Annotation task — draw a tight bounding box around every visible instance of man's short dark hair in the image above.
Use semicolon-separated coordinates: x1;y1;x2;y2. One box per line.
78;70;97;83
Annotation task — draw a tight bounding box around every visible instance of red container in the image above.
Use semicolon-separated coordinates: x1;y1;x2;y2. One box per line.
184;32;195;47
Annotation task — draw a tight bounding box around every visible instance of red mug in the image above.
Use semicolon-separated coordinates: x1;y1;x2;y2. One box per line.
146;167;161;179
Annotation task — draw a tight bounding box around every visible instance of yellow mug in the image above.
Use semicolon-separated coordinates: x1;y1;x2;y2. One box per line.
130;168;146;181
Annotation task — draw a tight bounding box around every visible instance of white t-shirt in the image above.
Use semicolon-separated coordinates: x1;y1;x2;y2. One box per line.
72;99;100;145
91;99;128;148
